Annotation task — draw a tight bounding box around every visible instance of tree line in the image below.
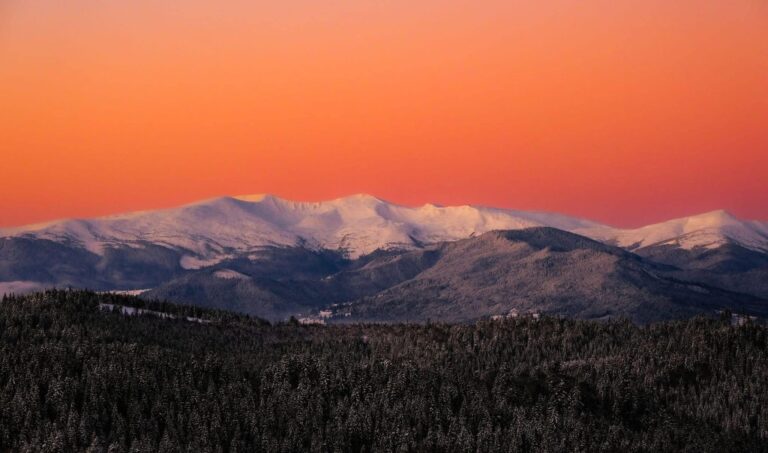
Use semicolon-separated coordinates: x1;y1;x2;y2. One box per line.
0;289;767;452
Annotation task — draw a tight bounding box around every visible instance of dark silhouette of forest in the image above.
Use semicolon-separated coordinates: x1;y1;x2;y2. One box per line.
1;290;767;452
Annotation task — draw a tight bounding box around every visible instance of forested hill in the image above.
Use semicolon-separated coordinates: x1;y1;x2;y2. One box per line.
1;291;767;452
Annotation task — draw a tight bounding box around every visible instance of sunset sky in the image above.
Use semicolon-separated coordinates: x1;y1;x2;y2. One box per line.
1;0;766;228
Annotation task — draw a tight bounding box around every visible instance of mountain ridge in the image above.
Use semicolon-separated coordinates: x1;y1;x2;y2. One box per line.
3;194;767;260
2;195;767;322
329;228;766;324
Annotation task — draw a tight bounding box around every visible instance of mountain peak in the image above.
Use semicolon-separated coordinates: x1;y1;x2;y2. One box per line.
482;227;619;254
2;195;766;260
230;193;277;203
580;208;767;252
330;193;387;205
229;193;387;207
346;193;383;201
686;209;737;226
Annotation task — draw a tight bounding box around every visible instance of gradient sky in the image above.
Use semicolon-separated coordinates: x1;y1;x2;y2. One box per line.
1;0;767;228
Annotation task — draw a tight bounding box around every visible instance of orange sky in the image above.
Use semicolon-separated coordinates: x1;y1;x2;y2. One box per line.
1;0;767;228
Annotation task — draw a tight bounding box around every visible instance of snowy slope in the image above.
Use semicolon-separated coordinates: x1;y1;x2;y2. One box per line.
2;195;767;268
579;210;768;252
0;194;599;264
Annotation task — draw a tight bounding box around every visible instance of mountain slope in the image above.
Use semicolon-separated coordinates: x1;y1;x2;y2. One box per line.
142;246;443;321
143;246;349;320
0;236;187;291
3;195;767;266
636;242;768;299
580;210;768;300
0;194;604;263
338;228;766;324
1;195;767;322
581;210;768;253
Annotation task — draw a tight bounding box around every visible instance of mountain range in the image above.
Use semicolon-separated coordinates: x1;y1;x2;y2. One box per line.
1;194;767;323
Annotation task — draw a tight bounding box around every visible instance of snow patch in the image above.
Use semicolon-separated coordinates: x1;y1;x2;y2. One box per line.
213;269;250;280
109;289;152;296
99;303;211;323
180;255;230;270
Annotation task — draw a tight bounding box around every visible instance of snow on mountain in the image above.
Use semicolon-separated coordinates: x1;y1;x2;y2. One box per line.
580;210;768;252
1;195;767;268
0;194;602;262
213;269;251;280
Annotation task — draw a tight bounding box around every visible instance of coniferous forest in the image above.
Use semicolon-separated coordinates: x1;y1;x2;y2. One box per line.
1;290;767;452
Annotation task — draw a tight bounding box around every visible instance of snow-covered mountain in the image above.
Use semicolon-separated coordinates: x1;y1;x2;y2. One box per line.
579;210;768;253
1;195;767;268
2;194;768;320
0;194;601;266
